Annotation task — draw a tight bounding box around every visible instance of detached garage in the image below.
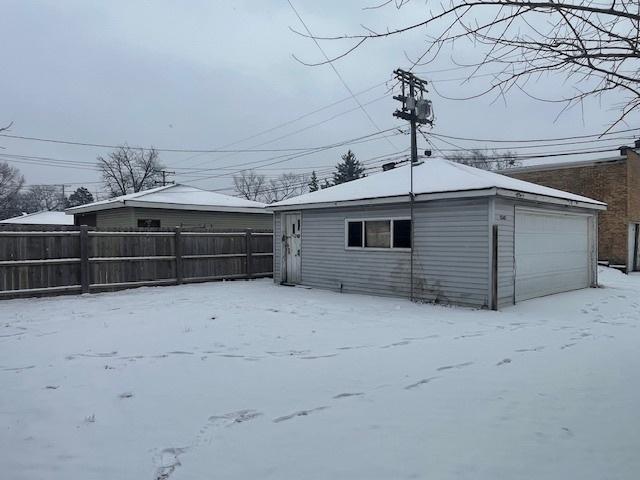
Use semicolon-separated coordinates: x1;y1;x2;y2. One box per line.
270;159;606;309
514;210;591;302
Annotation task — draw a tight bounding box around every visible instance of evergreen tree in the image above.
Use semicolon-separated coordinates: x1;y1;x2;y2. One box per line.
308;171;319;192
332;150;365;185
68;187;95;207
321;179;332;189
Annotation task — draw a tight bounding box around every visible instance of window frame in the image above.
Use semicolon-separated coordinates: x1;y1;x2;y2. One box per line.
344;217;412;251
137;218;161;228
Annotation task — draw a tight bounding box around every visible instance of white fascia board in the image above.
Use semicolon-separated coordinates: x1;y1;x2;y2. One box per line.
269;195;412;211
270;188;496;211
496;188;607;210
413;188;495;202
65;201;124;214
123;200;271;214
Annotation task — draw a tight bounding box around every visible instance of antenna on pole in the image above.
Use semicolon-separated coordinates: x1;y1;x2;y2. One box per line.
392;68;433;302
156;170;176;186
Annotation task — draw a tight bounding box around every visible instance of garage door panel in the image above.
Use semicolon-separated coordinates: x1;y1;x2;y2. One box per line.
515;211;590;302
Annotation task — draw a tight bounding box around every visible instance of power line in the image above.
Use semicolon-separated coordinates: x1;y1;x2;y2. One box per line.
178;80;392;167
286;0;398;151
430;127;640;144
0;132;383;154
183;93;390;171
180;127;404;182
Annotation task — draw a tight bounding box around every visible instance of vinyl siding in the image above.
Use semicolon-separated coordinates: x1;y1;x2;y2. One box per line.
494;198;515;308
301;205;412;297
95;207;272;230
273;213;281;282
275;198;492;308
494;197;599;308
413;198;490;307
96;208;135;228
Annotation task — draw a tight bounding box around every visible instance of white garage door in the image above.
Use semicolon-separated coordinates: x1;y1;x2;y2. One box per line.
515;209;590;302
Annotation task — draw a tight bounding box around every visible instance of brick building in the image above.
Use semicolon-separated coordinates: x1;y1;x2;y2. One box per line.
503;146;640;271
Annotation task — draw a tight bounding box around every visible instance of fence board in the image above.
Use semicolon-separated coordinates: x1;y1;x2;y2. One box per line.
0;227;272;299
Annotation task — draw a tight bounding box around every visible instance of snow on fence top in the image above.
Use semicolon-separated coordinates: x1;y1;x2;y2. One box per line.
66;184;269;215
270;158;607;209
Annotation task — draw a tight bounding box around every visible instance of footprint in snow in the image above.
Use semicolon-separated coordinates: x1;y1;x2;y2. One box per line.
380;340;410;349
154;447;188;480
273;406;329;423
515;346;545;353
209;409;262;425
3;365;35;372
333;392;364;399
119;392;133;399
436;361;473;371
405;377;439;390
195;410;261;447
300;354;338;360
454;332;485;339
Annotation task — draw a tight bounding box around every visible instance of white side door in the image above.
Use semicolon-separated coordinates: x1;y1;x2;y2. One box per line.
515;209;590;301
283;213;301;284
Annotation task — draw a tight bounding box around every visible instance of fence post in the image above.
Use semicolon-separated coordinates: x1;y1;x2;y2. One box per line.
175;226;183;285
80;225;90;294
491;224;498;311
245;229;253;279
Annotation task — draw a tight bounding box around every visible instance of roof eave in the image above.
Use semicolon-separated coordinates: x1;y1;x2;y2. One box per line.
501;155;624;174
124;200;270;214
66;201;124;214
270;188;498;211
496;188;607;210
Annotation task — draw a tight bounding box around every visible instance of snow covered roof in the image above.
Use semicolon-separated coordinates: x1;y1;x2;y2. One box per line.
66;184;269;215
271;158;606;210
0;211;75;225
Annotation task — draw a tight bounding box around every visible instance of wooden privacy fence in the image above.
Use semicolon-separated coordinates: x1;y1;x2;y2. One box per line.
0;227;273;299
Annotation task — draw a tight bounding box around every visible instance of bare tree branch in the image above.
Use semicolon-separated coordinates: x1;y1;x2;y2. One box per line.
291;0;640;127
97;145;164;197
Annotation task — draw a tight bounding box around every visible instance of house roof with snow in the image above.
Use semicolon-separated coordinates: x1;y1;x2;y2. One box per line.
0;211;75;225
270;158;606;210
66;184;269;215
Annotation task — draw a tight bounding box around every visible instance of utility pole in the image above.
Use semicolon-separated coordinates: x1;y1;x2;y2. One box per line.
392;68;433;302
156;170;176;186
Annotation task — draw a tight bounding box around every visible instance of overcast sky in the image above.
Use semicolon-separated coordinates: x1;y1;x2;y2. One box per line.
1;0;638;198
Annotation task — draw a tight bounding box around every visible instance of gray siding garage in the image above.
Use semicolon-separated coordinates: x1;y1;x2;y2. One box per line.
271;159;605;309
80;206;272;230
67;184;272;230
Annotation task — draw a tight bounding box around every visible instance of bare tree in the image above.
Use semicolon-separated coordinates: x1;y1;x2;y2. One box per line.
233;170;267;201
24;185;67;211
98;145;164;197
262;172;309;204
0;162;24;219
445;149;521;171
294;1;640;129
233;170;309;203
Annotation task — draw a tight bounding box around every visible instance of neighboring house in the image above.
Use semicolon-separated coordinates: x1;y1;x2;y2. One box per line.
0;211;74;225
503;145;640;271
270;159;605;309
66;184;272;230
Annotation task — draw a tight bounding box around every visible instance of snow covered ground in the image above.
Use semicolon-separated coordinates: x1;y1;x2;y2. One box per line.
1;268;639;480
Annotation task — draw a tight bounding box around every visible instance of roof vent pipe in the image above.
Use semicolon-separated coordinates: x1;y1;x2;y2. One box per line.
620;145;630;156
